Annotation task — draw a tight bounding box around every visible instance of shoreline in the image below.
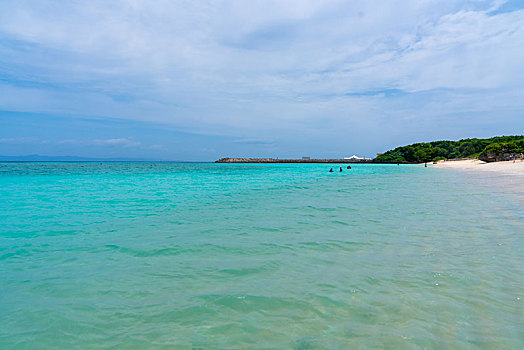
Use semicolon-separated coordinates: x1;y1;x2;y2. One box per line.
431;159;524;175
215;157;373;163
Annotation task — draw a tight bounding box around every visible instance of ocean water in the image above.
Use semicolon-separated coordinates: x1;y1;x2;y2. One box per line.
1;162;522;349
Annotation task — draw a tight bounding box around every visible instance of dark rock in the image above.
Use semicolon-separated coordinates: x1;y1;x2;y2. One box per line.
478;152;518;162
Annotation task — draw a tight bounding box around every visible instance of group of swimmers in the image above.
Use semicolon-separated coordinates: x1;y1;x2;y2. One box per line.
329;166;351;172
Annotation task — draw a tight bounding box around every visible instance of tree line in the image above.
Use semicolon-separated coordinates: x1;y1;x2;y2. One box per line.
374;135;524;163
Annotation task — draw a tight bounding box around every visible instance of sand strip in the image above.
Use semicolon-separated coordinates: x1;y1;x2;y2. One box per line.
432;159;524;176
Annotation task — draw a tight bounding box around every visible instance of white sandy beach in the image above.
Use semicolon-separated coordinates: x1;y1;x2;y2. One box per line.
432;159;524;175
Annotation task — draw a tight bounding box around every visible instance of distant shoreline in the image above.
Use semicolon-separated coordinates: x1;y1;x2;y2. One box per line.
215;157;373;164
432;159;524;175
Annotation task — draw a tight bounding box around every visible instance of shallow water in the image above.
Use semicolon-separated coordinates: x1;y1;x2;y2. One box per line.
1;162;522;348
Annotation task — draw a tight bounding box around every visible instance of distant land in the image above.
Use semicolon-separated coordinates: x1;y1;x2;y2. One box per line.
217;136;524;164
216;158;372;164
3;135;522;163
375;135;524;163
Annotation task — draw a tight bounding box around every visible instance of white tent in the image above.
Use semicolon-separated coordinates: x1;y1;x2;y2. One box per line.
344;155;364;160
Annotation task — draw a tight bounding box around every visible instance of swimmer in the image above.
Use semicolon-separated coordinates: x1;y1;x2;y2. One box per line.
339;167;343;172
329;168;333;172
347;165;351;169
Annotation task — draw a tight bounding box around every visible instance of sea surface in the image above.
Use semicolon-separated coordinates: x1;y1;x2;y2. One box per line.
1;162;523;349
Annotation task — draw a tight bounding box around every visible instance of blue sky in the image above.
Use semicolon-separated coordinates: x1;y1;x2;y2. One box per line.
1;0;523;160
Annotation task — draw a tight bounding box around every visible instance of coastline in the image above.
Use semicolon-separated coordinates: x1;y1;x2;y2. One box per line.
215;157;373;163
432;159;524;176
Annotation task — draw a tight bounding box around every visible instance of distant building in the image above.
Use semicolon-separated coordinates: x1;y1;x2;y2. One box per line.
302;156;311;160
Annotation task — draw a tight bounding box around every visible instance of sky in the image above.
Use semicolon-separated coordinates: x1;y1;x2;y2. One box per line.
0;0;523;161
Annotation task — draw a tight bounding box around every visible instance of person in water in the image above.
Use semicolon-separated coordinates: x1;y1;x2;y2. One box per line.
329;168;333;172
347;165;351;169
339;167;343;172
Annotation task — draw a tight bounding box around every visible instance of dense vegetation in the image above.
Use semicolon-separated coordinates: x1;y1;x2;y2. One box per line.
374;136;524;163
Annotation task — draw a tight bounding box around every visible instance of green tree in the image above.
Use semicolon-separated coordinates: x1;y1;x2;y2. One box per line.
374;135;524;163
414;149;428;162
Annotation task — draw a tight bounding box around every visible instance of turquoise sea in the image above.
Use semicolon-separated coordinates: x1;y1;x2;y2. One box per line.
1;162;523;349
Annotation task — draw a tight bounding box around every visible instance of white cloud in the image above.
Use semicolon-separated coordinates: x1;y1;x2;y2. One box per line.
91;138;141;147
56;138;142;148
0;137;37;144
232;138;274;145
0;0;522;141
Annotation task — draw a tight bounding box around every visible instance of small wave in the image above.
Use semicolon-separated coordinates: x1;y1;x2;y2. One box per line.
219;264;274;276
197;294;322;315
104;244;182;257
